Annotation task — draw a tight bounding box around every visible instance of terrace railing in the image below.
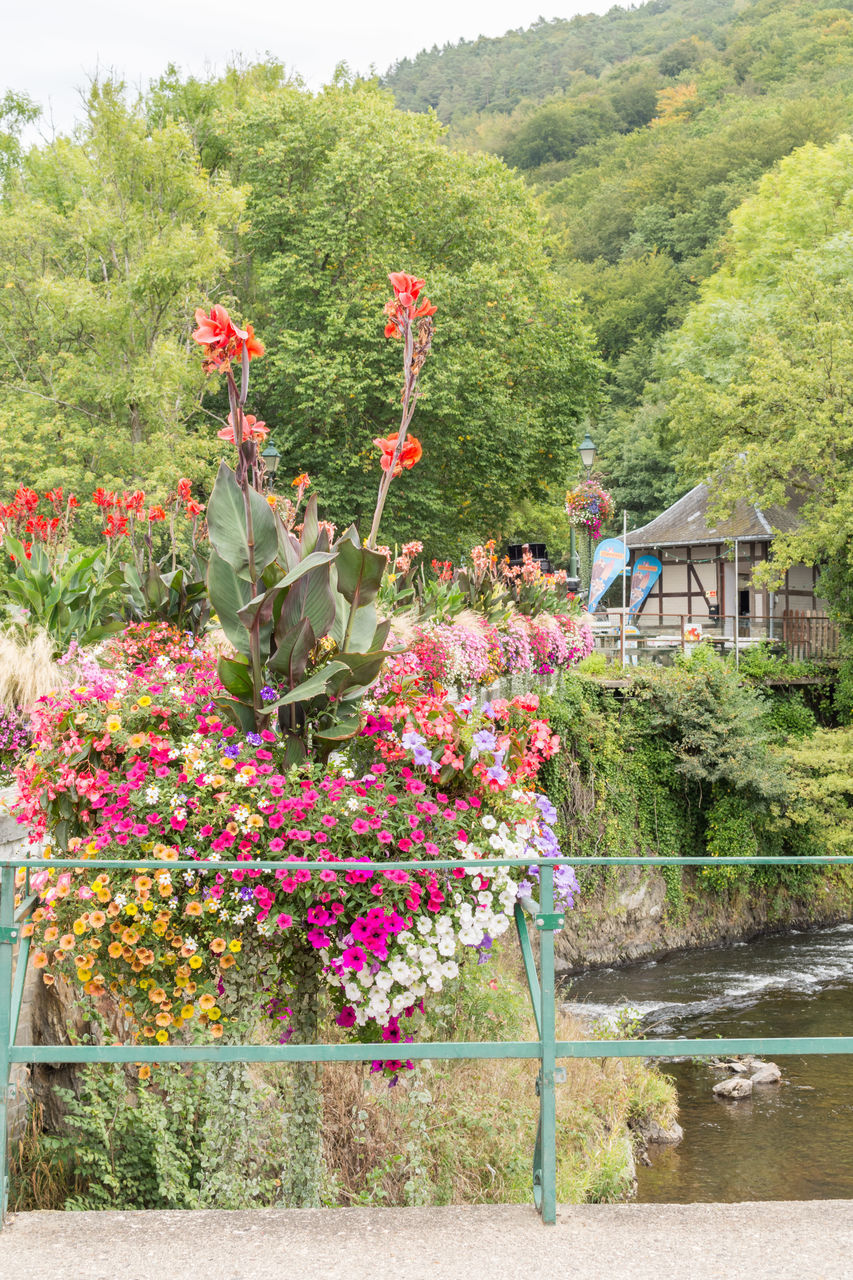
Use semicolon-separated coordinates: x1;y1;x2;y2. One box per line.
2;853;853;1227
592;612;840;665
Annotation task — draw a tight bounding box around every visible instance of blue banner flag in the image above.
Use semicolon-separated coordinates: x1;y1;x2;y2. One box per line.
627;555;662;621
587;538;629;614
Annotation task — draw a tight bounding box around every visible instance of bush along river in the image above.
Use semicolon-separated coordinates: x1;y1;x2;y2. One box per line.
562;923;853;1203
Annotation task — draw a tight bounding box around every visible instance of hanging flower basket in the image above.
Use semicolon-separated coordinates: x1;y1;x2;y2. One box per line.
564;480;614;540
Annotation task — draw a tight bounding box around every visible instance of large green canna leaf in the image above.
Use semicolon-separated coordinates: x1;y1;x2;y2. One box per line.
277;549;336;589
301;564;336;639
207;550;252;655
264;660;349;711
206;460;279;581
268;616;315;684
300;494;319;555
335;538;387;607
218;654;254;700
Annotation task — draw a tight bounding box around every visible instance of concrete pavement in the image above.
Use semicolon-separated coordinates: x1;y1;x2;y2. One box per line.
1;1202;852;1280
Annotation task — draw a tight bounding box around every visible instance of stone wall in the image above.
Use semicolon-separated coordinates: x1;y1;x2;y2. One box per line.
555;864;853;974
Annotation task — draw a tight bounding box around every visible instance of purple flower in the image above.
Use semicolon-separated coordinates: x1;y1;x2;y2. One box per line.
246;732;262;747
260;686;277;702
471;728;497;758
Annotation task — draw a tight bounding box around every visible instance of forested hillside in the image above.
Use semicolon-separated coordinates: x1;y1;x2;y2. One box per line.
385;0;853;533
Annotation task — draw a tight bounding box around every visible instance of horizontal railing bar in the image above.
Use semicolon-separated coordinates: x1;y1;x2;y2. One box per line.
11;1036;853;1066
5;855;853;872
13;893;37;924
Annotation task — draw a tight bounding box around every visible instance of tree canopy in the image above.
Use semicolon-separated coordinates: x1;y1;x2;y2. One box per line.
0;83;244;500
216;79;600;555
655;135;853;610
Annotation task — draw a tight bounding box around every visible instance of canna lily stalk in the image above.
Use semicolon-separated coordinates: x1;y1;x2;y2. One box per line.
367;273;435;548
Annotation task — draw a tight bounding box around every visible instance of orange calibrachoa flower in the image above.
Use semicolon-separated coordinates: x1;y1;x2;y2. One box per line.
373;432;423;477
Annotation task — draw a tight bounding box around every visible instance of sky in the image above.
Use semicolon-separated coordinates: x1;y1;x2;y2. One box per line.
2;0;619;137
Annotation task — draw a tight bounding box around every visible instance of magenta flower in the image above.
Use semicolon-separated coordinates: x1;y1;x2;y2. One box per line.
341;945;368;971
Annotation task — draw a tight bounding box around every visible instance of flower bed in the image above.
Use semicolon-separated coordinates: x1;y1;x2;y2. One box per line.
17;625;576;1074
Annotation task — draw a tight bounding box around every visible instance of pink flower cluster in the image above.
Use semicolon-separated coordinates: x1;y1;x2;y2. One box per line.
377;612;593;694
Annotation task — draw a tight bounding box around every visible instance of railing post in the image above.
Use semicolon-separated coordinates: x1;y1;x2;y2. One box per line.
534;864;561;1224
0;864;15;1222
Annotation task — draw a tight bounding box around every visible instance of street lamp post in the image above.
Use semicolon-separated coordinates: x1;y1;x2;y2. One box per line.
568;433;597;588
571;432;597;596
261;442;281;490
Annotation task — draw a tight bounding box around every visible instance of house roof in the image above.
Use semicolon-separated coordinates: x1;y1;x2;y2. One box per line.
626;482;804;549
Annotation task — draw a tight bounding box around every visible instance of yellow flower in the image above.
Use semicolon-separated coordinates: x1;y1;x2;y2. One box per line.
207;1006;221;1021
189;955;203;970
137;696;152;707
76;968;92;982
72;920;87;936
106;717;121;733
180;1004;195;1019
155;1029;169;1044
138;1064;151;1081
124;904;138;917
228;939;242;954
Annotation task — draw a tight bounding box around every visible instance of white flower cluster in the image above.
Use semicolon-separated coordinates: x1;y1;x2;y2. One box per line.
326;866;518;1029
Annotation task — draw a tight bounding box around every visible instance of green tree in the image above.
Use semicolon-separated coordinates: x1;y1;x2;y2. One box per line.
218;79;600;555
0;82;244;500
656;135;853;608
0;90;39;187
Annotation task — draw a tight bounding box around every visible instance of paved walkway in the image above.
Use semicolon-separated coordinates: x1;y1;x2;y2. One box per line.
1;1202;851;1280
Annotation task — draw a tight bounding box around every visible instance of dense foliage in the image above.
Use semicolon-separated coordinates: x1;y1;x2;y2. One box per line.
0;74;599;562
385;0;853;533
538;648;841;897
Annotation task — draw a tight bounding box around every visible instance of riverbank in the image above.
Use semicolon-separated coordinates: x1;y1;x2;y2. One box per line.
555;866;853;974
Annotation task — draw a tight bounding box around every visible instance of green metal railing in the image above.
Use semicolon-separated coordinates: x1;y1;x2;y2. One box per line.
3;852;853;1226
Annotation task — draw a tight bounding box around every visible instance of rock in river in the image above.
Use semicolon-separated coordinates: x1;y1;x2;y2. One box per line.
750;1062;782;1085
713;1076;754;1100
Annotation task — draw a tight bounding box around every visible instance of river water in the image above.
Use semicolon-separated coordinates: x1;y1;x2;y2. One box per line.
562;923;853;1202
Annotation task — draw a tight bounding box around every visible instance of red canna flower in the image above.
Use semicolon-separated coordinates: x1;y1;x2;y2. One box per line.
383;272;437;338
177;478;192;501
388;272;425;307
102;513;129;538
243;324;265;361
192;304;247;349
217;412;269;445
373;432;423;477
148;506;166;522
185;499;204;518
192;305;263;372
